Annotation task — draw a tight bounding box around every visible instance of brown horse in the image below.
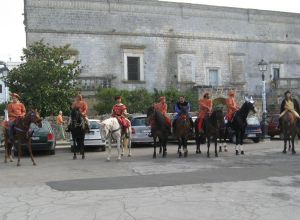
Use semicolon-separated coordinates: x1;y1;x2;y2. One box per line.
282;111;297;154
174;111;193;158
3;109;42;166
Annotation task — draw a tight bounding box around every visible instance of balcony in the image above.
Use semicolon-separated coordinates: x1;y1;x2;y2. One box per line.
272;78;300;90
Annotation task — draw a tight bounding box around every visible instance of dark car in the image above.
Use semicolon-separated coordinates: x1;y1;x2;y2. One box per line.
267;114;282;139
229;115;262;143
15;120;56;155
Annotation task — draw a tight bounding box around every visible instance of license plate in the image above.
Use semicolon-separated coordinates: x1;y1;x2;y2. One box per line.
142;130;150;133
248;134;256;137
88;131;95;135
31;137;40;140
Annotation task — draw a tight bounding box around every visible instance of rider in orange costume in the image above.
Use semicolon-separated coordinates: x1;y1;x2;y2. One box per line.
7;93;26;141
112;96;131;132
197;92;213;132
154;96;171;127
225;90;239;122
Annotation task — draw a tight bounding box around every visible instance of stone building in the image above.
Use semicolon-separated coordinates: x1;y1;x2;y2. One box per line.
24;0;300;114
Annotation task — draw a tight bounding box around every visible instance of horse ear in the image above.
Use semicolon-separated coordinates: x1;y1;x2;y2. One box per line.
244;96;249;102
250;96;255;104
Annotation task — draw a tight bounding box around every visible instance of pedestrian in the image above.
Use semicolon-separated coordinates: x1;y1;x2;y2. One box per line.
56;110;66;140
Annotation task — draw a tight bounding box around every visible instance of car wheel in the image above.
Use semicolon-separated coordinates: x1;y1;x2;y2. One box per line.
101;146;106;151
49;149;55;155
270;135;274;139
253;137;260;143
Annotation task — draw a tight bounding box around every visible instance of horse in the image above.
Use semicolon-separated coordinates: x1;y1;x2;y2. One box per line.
3;109;42;166
146;106;169;158
99;117;132;161
228;97;256;155
69;108;86;160
281;111;297;154
174;108;193;157
195;109;225;157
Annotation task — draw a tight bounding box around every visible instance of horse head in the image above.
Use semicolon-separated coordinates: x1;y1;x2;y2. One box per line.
241;96;257;114
99;121;109;140
28;109;42;128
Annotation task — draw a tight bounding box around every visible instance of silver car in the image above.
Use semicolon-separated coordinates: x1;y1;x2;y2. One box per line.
129;115;153;145
70;119;106;150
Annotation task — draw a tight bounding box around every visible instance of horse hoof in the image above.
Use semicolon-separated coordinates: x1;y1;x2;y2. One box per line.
17;163;20;167
184;152;188;157
82;155;85;159
128;154;131;157
33;162;37;166
162;152;167;158
292;151;296;154
73;156;77;160
207;154;210;158
282;150;287;154
106;158;111;161
241;151;244;155
219;147;222;152
117;157;121;161
215;154;218;157
235;150;239;155
178;152;182;157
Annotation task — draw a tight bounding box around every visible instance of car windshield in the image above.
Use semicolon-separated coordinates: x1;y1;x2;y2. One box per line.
90;121;100;129
30;121;50;133
247;117;260;125
131;117;147;126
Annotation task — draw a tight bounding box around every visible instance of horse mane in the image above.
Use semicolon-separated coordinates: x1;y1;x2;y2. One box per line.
147;106;167;129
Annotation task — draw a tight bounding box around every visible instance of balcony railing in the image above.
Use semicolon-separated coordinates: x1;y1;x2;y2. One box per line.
273;78;300;89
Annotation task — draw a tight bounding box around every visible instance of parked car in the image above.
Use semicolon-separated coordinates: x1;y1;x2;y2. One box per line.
15;120;56;155
267;114;282;139
70;119;105;151
229;115;262;143
129;114;153;145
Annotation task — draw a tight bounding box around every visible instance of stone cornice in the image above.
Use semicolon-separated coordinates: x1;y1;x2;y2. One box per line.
27;29;300;45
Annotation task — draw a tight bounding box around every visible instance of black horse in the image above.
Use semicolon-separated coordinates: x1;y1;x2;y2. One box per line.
69;108;86;159
146;106;169;158
228;98;256;155
195;109;225;157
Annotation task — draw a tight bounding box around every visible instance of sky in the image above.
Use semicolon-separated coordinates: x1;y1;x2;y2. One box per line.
0;0;300;62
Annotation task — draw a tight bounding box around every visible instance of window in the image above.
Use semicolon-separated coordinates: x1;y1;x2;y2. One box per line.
127;57;140;80
273;68;280;80
208;69;219;86
0;84;2;93
122;47;144;82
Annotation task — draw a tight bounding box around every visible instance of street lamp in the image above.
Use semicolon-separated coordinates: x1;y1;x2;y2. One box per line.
258;59;268;139
0;61;9;121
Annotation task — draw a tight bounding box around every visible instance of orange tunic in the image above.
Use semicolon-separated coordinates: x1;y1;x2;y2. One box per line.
153;102;171;126
225;97;239;121
56;115;64;125
7;102;26;121
72;100;88;117
197;99;213;130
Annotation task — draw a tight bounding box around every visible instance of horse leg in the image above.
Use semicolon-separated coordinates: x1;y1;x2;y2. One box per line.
283;135;287;154
106;138;111;161
73;138;77;160
4;139;8;163
207;136;210;158
288;138;291;151
16;141;21;166
127;137;132;157
240;130;245;155
214;136;218;157
81;138;85;159
153;137;157;158
178;138;182;157
292;137;296;154
28;139;37;165
184;138;188;158
116;137;121;161
235;133;239;155
162;139;167;158
196;133;200;154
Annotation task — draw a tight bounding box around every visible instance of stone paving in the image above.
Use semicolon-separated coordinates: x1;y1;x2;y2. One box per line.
1;140;300;220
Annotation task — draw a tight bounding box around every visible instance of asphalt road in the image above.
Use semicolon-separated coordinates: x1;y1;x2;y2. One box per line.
1;139;300;220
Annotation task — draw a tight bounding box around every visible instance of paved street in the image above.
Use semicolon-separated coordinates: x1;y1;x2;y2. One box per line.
1;139;300;220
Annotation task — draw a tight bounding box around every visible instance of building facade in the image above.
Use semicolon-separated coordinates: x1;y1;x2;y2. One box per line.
24;0;300;113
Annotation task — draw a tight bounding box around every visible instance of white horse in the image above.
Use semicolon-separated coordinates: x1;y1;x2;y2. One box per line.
100;117;132;161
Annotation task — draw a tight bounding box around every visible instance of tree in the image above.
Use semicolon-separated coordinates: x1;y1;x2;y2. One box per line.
3;41;81;116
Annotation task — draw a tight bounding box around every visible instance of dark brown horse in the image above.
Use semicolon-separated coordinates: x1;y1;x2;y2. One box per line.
174;110;193;157
146;106;169;158
3;109;42;166
282;111;297;154
195;109;225;157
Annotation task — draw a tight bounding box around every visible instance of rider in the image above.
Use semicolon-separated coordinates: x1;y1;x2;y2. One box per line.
172;95;193;134
225;90;239;124
197;92;213;133
7;93;26;142
152;96;171;134
279;90;300;130
112;95;131;134
69;93;90;132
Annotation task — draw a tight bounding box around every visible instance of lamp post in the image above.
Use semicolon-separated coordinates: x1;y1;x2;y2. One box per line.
258;59;268;139
0;61;9;121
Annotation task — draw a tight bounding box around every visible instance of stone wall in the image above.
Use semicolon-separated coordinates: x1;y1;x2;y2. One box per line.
24;0;300;114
